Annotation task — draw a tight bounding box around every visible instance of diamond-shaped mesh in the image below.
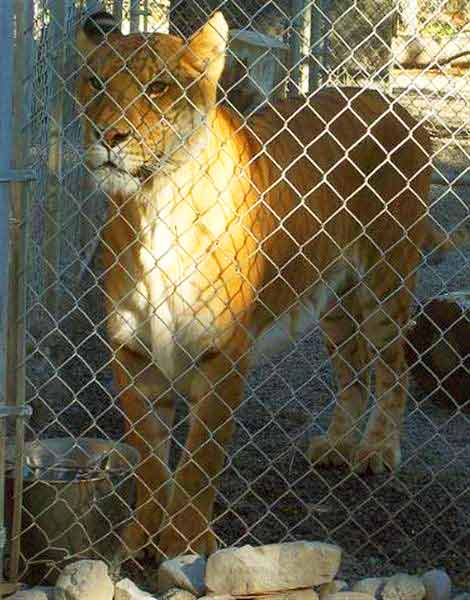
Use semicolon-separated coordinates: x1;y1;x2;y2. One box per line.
5;0;470;590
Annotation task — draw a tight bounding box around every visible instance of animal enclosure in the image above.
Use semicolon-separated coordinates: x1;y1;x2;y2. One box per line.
1;0;469;592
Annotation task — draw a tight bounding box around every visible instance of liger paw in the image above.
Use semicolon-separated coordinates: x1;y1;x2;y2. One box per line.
353;436;401;474
307;433;360;468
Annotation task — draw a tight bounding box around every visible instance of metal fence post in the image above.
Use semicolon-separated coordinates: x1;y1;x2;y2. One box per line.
0;0;15;592
291;0;312;94
130;0;142;32
113;0;124;22
43;0;66;319
7;0;35;583
309;0;322;91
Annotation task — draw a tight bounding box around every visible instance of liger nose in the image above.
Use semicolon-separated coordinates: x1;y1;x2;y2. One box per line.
99;127;131;148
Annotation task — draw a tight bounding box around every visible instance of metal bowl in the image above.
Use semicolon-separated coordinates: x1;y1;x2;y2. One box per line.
6;437;140;584
22;437;140;482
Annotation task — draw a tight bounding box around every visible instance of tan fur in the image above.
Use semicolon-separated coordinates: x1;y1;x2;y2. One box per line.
78;12;434;558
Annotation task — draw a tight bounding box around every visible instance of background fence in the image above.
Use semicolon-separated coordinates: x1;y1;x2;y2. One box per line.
2;0;469;593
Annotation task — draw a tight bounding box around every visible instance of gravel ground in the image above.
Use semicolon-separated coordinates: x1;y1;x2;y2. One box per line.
21;90;470;589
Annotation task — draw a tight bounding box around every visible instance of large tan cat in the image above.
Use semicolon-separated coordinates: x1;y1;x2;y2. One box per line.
77;11;442;558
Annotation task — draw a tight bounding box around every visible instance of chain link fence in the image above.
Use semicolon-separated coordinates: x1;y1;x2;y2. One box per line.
3;0;469;591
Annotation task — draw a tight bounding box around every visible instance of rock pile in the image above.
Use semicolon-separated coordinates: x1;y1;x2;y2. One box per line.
5;542;468;600
205;542;341;595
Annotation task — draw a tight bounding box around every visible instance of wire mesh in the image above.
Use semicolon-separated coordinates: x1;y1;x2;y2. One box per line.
5;0;470;590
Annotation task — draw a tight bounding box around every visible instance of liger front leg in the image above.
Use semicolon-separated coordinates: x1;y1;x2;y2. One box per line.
158;351;248;558
113;347;176;556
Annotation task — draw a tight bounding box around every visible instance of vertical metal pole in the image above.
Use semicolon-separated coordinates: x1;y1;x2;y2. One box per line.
0;0;15;592
143;0;149;32
321;0;331;85
130;0;141;32
44;0;66;319
310;0;322;91
113;0;124;22
8;0;34;581
291;0;312;94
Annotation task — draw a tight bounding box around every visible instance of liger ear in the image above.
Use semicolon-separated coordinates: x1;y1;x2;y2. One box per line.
179;12;228;82
76;11;121;55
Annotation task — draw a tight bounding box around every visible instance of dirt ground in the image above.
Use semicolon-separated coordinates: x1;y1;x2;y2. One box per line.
20;75;470;590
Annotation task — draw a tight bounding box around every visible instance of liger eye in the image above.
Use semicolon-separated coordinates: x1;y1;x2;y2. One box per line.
89;76;103;90
147;80;169;98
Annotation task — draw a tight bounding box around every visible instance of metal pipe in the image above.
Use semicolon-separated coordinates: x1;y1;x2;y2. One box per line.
113;0;123;23
8;0;35;582
0;407;31;419
130;0;141;32
143;0;149;32
43;0;65;319
431;171;470;187
291;0;312;94
321;0;332;83
0;1;15;594
310;0;322;91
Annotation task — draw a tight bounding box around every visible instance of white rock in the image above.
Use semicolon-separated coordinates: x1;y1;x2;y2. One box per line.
283;591;319;600
6;591;49;600
197;596;233;600
55;560;113;600
319;581;348;600
237;591;319;600
352;579;386;598
205;542;342;594
115;579;155;600
421;571;451;600
274;590;319;600
324;594;374;600
162;589;197;600
382;575;425;600
158;555;207;596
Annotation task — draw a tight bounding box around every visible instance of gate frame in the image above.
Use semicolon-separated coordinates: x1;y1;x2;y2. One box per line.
0;0;33;592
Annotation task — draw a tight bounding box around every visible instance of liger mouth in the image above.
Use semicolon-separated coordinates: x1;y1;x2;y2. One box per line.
102;160;123;171
98;160;134;176
100;159;153;182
